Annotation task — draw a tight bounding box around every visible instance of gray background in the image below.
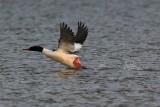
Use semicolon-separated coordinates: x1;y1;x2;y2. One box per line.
0;0;160;107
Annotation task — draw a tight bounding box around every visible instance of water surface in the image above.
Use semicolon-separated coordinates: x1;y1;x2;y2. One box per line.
0;0;160;107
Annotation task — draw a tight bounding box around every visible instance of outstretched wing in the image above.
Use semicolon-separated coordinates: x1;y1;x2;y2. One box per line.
57;22;74;53
74;21;88;52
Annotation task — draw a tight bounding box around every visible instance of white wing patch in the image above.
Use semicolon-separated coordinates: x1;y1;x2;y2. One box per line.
74;43;82;52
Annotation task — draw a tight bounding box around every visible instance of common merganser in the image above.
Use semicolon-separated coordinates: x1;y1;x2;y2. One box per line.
23;22;88;69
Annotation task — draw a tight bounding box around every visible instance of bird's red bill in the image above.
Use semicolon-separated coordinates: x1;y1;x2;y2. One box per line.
23;48;30;51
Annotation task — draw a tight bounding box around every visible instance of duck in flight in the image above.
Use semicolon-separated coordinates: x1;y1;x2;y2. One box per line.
23;22;88;69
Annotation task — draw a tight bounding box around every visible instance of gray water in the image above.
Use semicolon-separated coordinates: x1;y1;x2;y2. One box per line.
0;0;160;107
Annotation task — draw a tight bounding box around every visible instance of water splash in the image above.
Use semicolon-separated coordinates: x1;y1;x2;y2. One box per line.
123;59;142;70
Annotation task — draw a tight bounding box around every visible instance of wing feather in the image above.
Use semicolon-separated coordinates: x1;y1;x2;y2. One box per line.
74;22;88;52
75;21;88;44
57;23;74;53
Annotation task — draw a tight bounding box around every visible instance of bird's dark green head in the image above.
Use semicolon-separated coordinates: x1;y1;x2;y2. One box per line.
23;46;43;52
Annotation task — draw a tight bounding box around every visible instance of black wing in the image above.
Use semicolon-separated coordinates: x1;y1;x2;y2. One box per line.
75;21;88;44
57;23;74;53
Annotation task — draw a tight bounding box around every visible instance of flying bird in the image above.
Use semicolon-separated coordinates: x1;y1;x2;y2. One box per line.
23;22;88;69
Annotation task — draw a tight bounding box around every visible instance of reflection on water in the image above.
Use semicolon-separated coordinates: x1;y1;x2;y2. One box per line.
57;68;80;78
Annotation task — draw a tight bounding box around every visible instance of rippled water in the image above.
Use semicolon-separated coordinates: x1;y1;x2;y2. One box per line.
0;0;160;107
